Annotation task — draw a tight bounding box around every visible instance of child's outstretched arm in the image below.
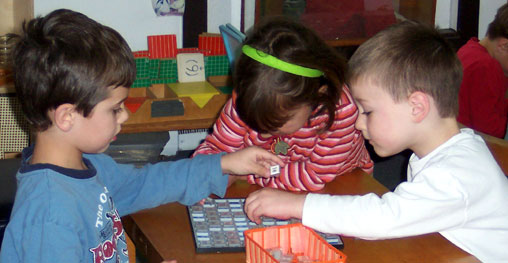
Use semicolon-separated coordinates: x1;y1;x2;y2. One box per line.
244;188;306;224
221;146;285;178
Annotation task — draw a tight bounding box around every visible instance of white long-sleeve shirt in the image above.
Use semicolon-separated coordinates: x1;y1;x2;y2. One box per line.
303;129;508;262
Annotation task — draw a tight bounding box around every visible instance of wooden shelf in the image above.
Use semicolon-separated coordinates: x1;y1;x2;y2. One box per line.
121;94;229;133
121;76;231;133
326;38;367;47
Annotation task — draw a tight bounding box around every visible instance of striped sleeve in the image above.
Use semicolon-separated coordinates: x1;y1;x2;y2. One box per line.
192;98;248;156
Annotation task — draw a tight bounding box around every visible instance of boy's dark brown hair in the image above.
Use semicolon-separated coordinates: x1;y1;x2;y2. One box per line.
11;9;136;131
348;21;462;118
233;16;347;133
486;3;508;39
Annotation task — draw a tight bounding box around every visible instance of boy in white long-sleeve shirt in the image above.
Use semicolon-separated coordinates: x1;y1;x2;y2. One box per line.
244;21;508;262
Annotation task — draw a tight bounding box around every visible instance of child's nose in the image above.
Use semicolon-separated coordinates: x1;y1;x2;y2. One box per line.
355;114;365;131
118;109;129;124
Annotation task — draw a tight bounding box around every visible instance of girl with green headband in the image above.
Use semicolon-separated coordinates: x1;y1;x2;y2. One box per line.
193;17;372;191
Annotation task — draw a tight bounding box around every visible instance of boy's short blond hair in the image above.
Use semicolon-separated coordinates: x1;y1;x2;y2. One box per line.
347;21;463;118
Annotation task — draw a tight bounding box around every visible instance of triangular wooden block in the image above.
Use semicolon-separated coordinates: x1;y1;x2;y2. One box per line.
168;81;219;108
125;97;146;114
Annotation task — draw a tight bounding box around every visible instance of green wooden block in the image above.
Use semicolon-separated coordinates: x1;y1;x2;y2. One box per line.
148;59;160;78
151;78;177;84
149;59;160;68
149;67;159;79
135;58;150;79
159;59;177;79
132;78;151;88
205;56;230;77
218;85;233;94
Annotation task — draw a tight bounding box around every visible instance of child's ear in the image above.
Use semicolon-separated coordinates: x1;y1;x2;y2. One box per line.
497;37;508;52
407;91;429;123
53;104;77;132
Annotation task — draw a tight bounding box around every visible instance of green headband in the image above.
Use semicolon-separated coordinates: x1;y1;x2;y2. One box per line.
241;45;324;78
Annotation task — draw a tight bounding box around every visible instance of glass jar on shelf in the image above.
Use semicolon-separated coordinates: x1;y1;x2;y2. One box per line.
0;34;13;69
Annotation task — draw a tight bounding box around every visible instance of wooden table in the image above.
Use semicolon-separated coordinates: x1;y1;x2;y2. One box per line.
122;169;480;263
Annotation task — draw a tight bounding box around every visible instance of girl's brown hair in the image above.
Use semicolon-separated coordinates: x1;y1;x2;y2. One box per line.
233;16;347;133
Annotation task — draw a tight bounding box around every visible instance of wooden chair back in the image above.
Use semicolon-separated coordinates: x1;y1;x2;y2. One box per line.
480;132;508;176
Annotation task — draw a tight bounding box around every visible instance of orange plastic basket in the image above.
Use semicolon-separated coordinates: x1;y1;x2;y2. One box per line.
244;223;346;263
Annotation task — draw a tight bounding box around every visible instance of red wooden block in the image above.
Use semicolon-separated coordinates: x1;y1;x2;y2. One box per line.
148;34;177;59
177;48;208;55
125;97;146;114
198;34;226;56
133;50;150;58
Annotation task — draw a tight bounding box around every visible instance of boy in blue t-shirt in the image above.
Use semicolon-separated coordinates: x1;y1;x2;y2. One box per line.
0;9;283;263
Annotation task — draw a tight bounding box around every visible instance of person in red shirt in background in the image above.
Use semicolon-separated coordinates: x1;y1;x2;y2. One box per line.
457;3;508;139
192;17;373;192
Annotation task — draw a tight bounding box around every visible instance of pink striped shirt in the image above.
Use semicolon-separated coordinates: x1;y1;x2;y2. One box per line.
193;86;373;191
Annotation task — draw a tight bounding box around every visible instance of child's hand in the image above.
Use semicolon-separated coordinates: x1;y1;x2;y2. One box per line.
244;188;306;224
221;146;284;178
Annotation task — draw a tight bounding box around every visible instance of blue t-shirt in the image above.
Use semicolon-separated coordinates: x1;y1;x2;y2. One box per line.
0;147;228;263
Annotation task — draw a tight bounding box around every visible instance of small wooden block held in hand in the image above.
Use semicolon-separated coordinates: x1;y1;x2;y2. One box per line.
270;165;280;176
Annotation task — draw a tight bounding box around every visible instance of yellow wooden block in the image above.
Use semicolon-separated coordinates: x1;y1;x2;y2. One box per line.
168;81;219;108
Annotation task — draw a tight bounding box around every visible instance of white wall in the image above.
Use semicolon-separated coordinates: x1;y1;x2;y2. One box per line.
435;0;506;39
0;0;16;35
244;0;256;32
479;0;505;38
34;0;183;51
435;0;458;30
207;0;242;34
